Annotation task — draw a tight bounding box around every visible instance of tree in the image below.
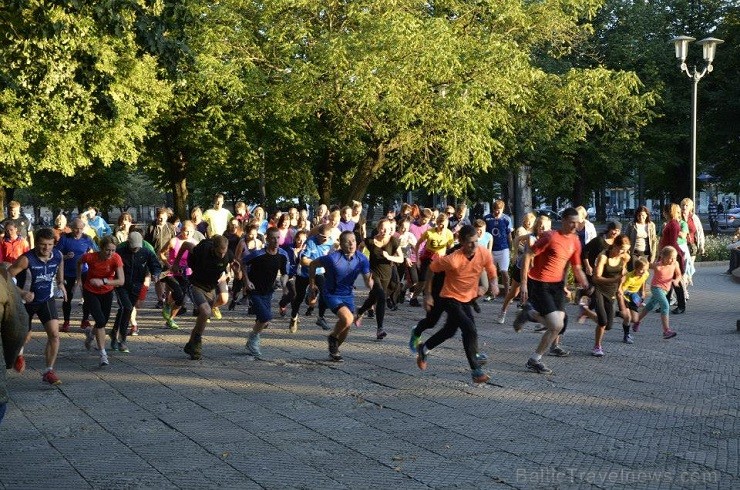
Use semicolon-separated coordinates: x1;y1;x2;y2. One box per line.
0;0;170;217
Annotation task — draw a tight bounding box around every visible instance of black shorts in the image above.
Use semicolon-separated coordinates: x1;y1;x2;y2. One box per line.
527;278;565;316
24;298;58;330
511;264;522;284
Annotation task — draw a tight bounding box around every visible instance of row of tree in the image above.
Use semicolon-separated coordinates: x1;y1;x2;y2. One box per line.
1;0;737;220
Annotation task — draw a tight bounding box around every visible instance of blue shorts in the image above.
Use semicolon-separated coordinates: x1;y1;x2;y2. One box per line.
323;294;355;314
250;293;274;323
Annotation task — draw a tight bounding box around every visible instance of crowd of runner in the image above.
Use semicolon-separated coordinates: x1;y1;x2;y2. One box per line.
0;194;709;389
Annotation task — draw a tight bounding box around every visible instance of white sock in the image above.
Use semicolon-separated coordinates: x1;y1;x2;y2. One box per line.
100;348;107;356
45;367;53;373
531;353;542;362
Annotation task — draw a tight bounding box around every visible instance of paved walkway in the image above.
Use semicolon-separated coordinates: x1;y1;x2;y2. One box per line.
1;265;738;488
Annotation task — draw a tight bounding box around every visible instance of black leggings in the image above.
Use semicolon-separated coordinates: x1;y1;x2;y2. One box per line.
83;289;114;330
291;275;327;318
280;277;297;309
113;287;138;341
413;296;445;337
63;275;89;322
591;291;615;329
160;275;190;307
358;281;387;330
424;298;481;370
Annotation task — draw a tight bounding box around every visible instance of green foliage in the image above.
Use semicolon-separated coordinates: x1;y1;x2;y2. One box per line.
698;234;733;262
0;0;170;187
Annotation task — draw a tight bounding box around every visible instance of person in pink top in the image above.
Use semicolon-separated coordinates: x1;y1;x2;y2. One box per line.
407;208;433;306
632;246;680;339
160;221;198;330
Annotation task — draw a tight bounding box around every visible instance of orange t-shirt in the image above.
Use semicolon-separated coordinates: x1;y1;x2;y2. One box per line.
528;230;582;283
429;248;497;303
80;252;122;294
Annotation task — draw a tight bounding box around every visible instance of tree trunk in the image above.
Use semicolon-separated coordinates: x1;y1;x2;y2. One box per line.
316;146;334;205
342;145;386;205
0;187;6;220
170;150;189;220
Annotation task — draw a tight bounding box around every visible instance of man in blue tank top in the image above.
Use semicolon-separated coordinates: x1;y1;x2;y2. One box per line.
7;228;66;385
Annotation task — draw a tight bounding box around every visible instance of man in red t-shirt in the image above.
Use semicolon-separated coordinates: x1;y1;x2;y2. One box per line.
516;208;588;375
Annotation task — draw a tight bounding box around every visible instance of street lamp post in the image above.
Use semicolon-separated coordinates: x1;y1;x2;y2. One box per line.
671;35;723;206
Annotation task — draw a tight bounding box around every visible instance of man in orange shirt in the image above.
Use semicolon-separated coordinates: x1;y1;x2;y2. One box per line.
517;207;589;374
415;225;498;383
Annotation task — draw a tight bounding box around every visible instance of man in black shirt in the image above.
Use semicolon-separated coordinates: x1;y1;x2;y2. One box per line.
242;227;289;358
172;235;236;360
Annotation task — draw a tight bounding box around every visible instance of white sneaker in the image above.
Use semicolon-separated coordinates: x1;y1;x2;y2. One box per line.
496;310;507;324
100;353;109;366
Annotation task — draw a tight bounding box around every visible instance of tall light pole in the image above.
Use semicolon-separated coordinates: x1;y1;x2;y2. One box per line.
671;35;723;206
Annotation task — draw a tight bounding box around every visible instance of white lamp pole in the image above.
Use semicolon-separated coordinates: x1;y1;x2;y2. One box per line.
671;35;723;205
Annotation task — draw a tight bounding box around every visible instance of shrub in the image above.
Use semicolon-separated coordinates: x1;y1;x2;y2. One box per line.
696;235;733;262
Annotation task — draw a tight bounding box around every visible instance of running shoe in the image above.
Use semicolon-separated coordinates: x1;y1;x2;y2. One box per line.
591;346;605;357
118;342;130;353
161;303;172;321
289;317;299;333
184;341;202;360
663;329;677;339
279;305;287;317
110;337;119;352
483;295;493;302
316;317;330;331
246;332;262;357
416;344;428;370
496;310;507;324
60;321;70;333
166;319;180;330
513;304;531;332
80;319;92;331
471;300;481;313
471;368;490;383
474;352;488;365
623;333;634;344
305;306;314;316
129;324;139;336
408;327;420;354
212;306;222;320
42;370;62;385
534;325;547;332
526;358;552;374
671;307;685;315
548;345;570;357
327;335;342;362
376;329;387;340
367;309;375;319
408;298;421;307
13;354;26;373
100;353;109;367
155;300;163;309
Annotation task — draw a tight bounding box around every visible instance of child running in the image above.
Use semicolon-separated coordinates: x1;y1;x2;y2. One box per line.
632;246;680;339
618;256;649;344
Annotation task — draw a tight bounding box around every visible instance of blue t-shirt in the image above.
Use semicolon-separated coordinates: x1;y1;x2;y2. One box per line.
55;233;98;277
281;244;304;277
315;250;370;297
483;213;512;251
300;236;334;277
25;249;63;304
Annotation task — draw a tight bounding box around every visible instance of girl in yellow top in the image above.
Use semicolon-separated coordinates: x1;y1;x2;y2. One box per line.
414;214;455;294
618;256;650;344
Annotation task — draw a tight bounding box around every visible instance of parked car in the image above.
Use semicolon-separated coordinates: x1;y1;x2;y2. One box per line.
718;207;740;232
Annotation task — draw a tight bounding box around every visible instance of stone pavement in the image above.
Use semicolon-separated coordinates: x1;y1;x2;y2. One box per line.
1;264;737;489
